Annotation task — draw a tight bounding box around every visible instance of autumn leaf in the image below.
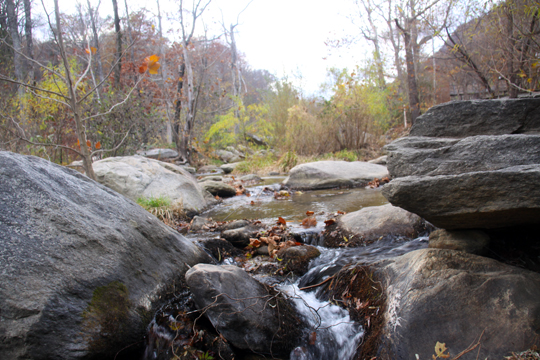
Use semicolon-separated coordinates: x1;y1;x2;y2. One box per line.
95;141;101;150
309;331;317;345
249;238;262;248
139;54;161;74
138;64;148;74
306;211;314;216
301;217;317;228
86;140;91;147
85;47;97;55
433;342;450;359
277;217;287;225
324;219;336;226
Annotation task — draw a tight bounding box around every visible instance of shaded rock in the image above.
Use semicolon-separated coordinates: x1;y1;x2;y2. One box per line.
368;155;387;165
385;134;540;178
137;148;178;159
276;245;321;275
198;238;242;261
221;225;261;247
220;162;242;174
197;165;224;174
240;174;262;182
269;171;280;176
0;152;211;359
185;264;304;356
429;229;490;254
199;180;237;198
217;219;251;232
178;165;196;174
409;98;540;138
324;204;426;247
216;150;242;163
197;175;223;182
93;156;209;216
283;161;389;190
382;165;540;229
372;249;540;360
245;133;268;146
190;216;213;231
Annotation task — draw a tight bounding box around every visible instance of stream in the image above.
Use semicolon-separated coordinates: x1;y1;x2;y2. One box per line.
145;176;428;360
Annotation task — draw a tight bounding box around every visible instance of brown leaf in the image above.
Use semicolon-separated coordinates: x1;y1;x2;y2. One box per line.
306;211;314;216
309;331;317;345
277;217;287;225
249;238;262;248
250;200;255;206
324;219;336;226
301;217;317;228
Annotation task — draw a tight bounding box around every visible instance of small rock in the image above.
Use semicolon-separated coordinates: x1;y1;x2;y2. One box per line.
221;162;242;174
368;155;387;165
200;180;237;198
240;174;262;182
137;148;178;159
221;225;261;247
197;165;224;174
217;220;251;232
276;245;321;275
197;175;223;182
190;216;213;231
198;239;242;260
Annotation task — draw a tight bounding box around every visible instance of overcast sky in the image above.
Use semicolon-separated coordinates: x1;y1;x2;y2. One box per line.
41;0;368;95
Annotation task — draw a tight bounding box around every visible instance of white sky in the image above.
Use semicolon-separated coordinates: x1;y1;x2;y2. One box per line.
41;0;369;95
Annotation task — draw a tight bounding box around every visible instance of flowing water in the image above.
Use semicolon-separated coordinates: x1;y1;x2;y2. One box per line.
146;177;428;360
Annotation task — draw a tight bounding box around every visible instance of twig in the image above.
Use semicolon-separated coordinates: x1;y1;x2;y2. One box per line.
299;275;335;291
452;329;485;360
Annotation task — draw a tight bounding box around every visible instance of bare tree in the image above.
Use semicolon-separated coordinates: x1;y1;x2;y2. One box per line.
112;0;122;87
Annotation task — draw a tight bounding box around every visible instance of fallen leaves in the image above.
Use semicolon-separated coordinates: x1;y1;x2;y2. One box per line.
301;217;317;228
367;177;390;188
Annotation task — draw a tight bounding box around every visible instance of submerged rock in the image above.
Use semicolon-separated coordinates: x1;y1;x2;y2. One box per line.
283;161;388;190
372;249;540;359
185;264;304;356
93;156;212;216
324;204;427;247
0;152;212;359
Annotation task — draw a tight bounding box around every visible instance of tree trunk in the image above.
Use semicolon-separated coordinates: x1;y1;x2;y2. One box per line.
173;62;186;153
6;0;23;93
53;0;96;180
87;0;104;85
506;6;518;98
23;0;34;83
180;45;195;161
123;0;134;62
112;0;122;87
396;19;421;124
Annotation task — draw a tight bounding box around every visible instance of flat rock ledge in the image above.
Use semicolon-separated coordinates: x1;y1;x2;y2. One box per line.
283;161;389;190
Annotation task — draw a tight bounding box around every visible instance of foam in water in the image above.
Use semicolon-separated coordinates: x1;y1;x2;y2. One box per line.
281;284;364;360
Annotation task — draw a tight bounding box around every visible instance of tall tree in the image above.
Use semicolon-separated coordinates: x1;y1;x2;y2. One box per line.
112;0;122;87
6;0;23;94
23;0;34;83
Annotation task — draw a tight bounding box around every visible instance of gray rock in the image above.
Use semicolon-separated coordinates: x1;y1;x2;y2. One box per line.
178;165;196;174
221;225;261;247
137;148;178;159
325;204;425;247
225;146;245;158
220;162;242;174
190;216;213;231
409;98;540;138
429;229;490;254
269;171;280;176
185;264;303;356
368;155;387;165
197;175;223;182
373;249;540;359
283;161;389;190
382;165;540;229
239;174;262;182
0;152;211;359
93;156;209;216
385;135;540;178
216;150;242;163
275;245;321;275
199;180;237;198
217;220;251;231
197;165;224;174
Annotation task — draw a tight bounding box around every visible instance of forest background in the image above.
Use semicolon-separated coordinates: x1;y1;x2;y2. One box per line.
0;0;539;179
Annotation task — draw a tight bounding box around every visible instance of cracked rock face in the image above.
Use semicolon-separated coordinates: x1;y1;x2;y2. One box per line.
0;152;211;359
383;99;540;230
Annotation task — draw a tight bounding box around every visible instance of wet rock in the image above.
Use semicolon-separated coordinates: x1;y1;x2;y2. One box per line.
283;161;388;190
197;175;223;182
198;238;243;261
220;162;242;174
137;148;178;160
185;264;304;356
429;229;490;254
217;219;251;231
324;204;426;247
221;225;261;247
255;245;270;256
0;152;212;359
269;171;280;176
382;165;540;229
93;156;210;216
372;249;540;360
385;134;540;178
276;245;321;275
409;98;540;138
199;180;237;198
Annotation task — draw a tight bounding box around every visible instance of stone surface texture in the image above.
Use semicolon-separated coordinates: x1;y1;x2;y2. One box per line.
93;156;212;216
0;152;211;360
283;161;388;190
373;249;540;360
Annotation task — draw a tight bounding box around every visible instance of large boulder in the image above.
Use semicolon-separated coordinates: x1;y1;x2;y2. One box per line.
185;264;304;356
283;161;389;190
372;249;540;359
0;152;212;359
136;148;178;160
324;204;426;247
385;134;540;178
382;165;540;229
93;156;211;216
409;98;540;138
